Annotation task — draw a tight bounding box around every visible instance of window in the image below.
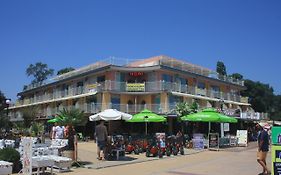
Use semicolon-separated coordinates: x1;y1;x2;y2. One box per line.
197;82;205;89
97;75;105;83
211;85;220;92
162;74;173;82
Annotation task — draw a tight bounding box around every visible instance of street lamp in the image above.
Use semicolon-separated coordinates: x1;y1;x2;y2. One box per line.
5;98;11;117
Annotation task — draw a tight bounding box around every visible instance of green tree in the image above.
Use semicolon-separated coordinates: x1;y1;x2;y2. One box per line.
241;80;275;113
230;73;243;80
22;106;39;128
0;111;10;132
271;95;281;120
26;62;54;84
0;91;10;132
57;108;87;127
175;101;198;117
29;122;44;137
57;67;75;75
216;61;227;76
0;90;7;111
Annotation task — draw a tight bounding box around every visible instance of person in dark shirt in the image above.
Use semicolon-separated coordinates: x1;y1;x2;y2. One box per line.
256;123;270;175
95;121;108;160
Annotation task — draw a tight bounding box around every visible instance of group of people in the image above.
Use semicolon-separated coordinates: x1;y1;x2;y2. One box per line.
51;122;76;151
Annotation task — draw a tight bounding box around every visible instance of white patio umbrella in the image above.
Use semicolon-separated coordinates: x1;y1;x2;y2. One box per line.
89;109;132;121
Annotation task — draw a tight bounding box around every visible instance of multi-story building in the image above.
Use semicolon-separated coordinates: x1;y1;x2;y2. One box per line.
8;55;267;133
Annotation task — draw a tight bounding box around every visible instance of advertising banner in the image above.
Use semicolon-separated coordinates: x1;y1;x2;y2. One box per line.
22;137;33;175
87;84;98;93
126;83;145;92
192;133;204;150
272;127;281;145
236;130;248;147
208;133;219;151
271;145;281;175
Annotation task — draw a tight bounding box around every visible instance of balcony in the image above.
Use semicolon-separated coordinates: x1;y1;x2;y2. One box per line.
14;81;248;108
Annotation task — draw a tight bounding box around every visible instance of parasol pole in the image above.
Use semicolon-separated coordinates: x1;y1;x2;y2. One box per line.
209;122;211;134
145;122;148;135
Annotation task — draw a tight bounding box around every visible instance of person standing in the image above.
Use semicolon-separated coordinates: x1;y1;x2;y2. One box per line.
95;120;108;160
256;123;270;175
52;122;64;139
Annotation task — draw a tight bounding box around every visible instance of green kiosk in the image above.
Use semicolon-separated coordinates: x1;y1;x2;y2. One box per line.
271;126;281;175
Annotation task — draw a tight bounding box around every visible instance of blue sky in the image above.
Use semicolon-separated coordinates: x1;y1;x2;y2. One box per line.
0;0;281;101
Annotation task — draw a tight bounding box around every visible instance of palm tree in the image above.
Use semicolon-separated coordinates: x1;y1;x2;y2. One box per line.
29;122;44;137
56;108;86;160
56;108;87;127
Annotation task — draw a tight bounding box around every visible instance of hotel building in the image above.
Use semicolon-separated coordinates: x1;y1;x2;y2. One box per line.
8;55;267;133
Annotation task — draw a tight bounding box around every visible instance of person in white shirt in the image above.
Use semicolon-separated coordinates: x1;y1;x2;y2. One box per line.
52;123;65;139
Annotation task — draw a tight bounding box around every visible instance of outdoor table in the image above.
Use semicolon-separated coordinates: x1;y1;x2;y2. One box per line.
0;161;13;175
32;156;54;175
44;155;72;172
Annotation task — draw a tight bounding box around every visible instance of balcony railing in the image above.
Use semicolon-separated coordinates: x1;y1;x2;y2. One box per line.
14;80;248;107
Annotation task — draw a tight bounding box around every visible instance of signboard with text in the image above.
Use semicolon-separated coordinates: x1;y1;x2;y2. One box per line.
236;130;248;147
126;83;145;92
208;133;219;151
272;145;281;175
22;137;33;175
272;127;281;145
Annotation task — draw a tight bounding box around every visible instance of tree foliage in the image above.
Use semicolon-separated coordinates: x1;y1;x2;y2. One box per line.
0;91;9;131
57;108;87;127
57;67;75;75
29;122;44;137
0;111;10;131
214;61;281;120
175;102;198;117
26;62;54;84
230;73;243;80
241;80;275;113
0;90;6;111
22;106;39;128
216;61;227;76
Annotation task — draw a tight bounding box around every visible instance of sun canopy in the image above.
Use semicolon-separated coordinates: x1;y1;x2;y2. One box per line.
47;117;63;123
89;109;132;121
127;109;166;135
127;109;167;123
181;108;237;123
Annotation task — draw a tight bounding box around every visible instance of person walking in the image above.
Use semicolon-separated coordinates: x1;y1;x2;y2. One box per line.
94;120;108;160
256;123;270;175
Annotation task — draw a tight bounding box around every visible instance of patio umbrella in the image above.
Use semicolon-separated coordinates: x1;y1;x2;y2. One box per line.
127;109;167;135
47;117;63;123
181;108;237;123
89;109;132;121
181;108;237;135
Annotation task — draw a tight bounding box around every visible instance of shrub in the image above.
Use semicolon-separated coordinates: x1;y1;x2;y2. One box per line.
0;147;22;173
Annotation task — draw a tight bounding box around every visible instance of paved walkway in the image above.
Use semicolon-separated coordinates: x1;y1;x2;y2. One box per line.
65;141;271;175
76;141;204;169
